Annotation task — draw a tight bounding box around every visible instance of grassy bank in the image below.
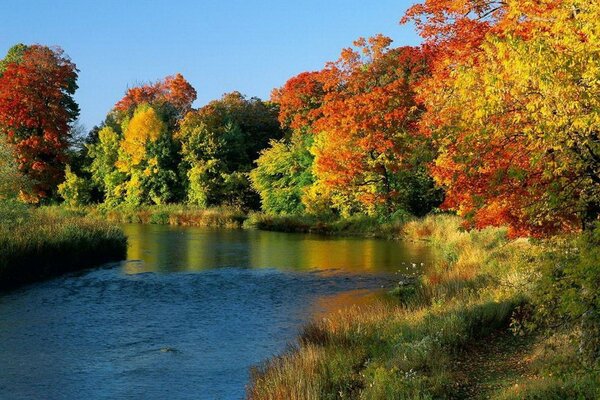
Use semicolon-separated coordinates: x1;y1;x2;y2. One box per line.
243;212;410;238
84;204;248;228
0;206;127;290
248;215;600;399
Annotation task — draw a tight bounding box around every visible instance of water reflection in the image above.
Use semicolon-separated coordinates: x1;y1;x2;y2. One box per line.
122;224;434;275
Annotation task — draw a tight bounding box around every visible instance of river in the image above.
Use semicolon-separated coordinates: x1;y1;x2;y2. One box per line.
0;224;433;399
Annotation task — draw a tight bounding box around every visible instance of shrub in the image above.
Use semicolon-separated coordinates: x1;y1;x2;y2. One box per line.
58;165;92;206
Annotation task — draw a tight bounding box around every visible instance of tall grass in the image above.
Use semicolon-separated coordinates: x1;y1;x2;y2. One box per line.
87;204;247;228
248;214;598;399
0;206;127;290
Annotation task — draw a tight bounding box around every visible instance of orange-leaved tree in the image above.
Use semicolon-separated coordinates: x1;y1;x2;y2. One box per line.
405;0;600;236
311;36;440;216
0;44;79;200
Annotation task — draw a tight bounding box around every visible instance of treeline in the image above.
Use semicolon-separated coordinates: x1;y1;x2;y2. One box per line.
0;0;598;238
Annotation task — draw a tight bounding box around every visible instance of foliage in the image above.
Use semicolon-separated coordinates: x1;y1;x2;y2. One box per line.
530;224;600;364
114;105;178;206
271;71;326;131
87;126;123;203
313;38;436;215
0;135;30;225
0;44;79;200
114;73;197;123
404;0;600;236
265;36;443;218
177;92;283;209
87;75;197;206
57;165;91;207
0;134;26;200
250;132;314;214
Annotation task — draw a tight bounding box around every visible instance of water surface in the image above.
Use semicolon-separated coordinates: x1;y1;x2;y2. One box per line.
0;225;432;399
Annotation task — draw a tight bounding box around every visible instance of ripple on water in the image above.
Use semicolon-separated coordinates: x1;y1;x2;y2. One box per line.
0;264;396;400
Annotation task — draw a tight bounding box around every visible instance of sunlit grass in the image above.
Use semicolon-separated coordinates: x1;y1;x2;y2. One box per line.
248;214;598;399
85;204;248;228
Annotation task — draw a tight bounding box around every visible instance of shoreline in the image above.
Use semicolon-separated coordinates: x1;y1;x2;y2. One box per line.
0;208;127;291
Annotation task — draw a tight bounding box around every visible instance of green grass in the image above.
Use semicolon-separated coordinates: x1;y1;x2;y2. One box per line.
0;206;127;290
247;214;600;399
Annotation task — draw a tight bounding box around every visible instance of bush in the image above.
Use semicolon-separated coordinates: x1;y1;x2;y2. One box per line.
530;224;600;365
58;165;92;206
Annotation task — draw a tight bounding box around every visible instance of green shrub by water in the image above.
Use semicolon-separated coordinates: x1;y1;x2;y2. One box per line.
0;206;127;289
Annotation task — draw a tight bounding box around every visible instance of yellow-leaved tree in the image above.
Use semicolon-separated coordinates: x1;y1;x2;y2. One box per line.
408;0;600;236
115;104;178;205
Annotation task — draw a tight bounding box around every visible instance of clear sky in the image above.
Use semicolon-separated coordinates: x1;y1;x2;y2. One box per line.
0;1;421;131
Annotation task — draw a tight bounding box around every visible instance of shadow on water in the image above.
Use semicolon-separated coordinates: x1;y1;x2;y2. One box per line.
0;224;434;400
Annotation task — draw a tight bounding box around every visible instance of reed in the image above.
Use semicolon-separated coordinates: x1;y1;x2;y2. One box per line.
0;207;127;290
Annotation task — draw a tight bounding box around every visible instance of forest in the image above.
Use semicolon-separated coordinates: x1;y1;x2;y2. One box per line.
0;0;598;398
1;2;598;240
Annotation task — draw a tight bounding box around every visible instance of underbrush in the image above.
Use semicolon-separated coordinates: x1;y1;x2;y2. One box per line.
248;215;600;399
0;206;127;289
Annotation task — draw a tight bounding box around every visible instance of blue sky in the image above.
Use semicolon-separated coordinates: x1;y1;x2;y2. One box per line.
0;1;421;130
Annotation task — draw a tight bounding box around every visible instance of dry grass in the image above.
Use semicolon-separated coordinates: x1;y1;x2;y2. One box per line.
247;215;534;399
89;204;247;228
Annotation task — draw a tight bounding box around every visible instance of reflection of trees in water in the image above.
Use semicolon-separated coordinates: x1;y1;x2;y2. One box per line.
121;224;434;274
310;289;384;320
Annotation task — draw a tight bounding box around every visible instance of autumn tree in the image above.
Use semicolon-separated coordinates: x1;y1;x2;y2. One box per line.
405;0;600;236
113;73;197;128
250;132;314;214
114;105;178;206
0;44;79;200
86;74;197;205
176;92;283;208
271;71;327;132
311;37;441;216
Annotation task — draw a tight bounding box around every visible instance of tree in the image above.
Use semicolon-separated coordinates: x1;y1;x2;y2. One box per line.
312;37;440;216
114;73;197;125
250;132;314;214
0;135;27;200
271;71;327;131
87;126;123;204
114;105;178;206
176;92;283;208
57;165;91;207
0;44;79;200
405;0;600;236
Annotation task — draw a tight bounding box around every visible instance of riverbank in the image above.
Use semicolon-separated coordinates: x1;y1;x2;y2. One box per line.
243;212;408;238
71;205;409;238
87;204;248;228
0;207;127;290
248;215;600;399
